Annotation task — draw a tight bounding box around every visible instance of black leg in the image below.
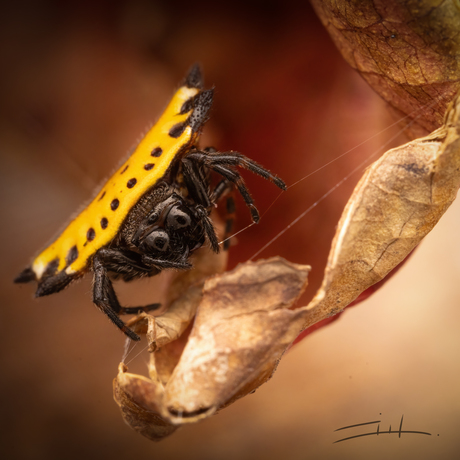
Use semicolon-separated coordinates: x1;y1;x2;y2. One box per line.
209;178;235;251
97;248;154;281
210;163;260;223
92;255;140;341
120;304;162;315
182;158;212;208
141;255;193;270
184;150;260;222
181;157;220;252
211;178;232;202
96;248;162;315
187;150;287;190
194;204;220;253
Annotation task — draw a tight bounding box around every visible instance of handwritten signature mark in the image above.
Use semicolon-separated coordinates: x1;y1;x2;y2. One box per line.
334;415;432;444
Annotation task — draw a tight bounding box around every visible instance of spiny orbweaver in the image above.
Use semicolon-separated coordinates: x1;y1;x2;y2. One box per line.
15;65;286;340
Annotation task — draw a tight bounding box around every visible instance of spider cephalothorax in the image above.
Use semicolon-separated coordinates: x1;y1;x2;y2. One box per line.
15;65;286;340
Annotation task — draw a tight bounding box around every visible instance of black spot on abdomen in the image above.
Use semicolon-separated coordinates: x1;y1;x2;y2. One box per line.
111;199;119;210
87;228;96;241
66;245;79;265
180;96;195;115
151;147;163;157
127;178;137;188
43;258;59;279
169;122;186;138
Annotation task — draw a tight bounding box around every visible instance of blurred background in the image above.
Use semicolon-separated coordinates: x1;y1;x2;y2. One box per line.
1;1;459;459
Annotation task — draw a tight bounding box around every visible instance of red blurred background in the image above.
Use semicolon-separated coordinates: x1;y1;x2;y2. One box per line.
1;1;459;459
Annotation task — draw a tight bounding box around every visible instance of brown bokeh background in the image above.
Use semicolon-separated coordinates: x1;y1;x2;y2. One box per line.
1;1;459;459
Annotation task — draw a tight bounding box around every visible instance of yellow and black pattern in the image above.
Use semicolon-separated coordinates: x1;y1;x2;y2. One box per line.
15;65;287;340
18;66;212;287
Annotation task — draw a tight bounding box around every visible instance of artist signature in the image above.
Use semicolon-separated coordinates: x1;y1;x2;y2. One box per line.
334;415;433;444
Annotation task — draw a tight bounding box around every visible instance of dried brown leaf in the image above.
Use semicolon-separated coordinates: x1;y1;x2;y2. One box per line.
126;286;202;352
114;94;460;441
302;93;460;329
310;0;460;137
114;258;310;436
113;364;177;441
162;258;311;423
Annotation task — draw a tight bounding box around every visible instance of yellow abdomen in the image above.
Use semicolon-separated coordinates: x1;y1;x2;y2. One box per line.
32;85;200;279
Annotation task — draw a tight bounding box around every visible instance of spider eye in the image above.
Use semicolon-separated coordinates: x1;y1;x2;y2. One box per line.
147;212;160;224
144;230;170;252
166;206;191;230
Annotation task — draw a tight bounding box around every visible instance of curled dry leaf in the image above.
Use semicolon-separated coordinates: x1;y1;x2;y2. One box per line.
162;258;311;422
114;363;177;441
114;257;311;439
302;94;460;329
125;286;203;352
114;94;460;441
310;0;460;137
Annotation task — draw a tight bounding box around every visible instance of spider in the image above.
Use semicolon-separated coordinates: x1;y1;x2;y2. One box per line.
15;65;286;341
